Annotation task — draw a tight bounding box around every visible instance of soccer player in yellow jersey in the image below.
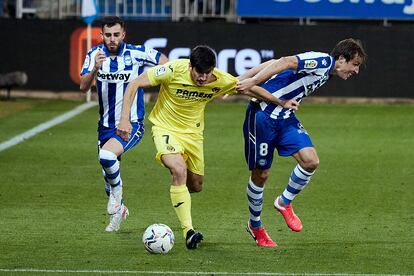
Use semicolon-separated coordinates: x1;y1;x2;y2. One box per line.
117;45;298;249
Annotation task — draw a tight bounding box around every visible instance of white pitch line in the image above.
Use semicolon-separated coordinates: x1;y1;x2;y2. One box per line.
0;101;97;152
0;269;404;276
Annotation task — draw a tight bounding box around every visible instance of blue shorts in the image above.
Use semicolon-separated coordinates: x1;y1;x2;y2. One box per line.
243;101;313;170
97;120;144;154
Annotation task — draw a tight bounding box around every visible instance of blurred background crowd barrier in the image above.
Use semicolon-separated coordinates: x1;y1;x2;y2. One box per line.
1;0;413;99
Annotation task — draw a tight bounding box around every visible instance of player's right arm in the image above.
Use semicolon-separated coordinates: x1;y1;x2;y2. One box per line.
117;72;153;141
237;55;298;93
79;49;105;92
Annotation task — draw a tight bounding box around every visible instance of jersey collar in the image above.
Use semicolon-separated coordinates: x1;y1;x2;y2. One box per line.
102;42;126;57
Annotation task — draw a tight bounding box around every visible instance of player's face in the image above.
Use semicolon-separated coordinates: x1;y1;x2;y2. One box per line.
189;66;214;86
335;55;363;80
101;23;125;54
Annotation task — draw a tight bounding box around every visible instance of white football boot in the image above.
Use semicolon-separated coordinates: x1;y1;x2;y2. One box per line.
105;204;129;232
107;185;122;215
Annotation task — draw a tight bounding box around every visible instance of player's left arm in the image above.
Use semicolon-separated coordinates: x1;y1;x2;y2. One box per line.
243;85;299;110
158;53;168;65
144;46;168;66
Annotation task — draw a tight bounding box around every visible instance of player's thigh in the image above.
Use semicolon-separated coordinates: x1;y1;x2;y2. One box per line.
243;104;277;170
180;133;204;176
152;126;185;165
277;118;314;157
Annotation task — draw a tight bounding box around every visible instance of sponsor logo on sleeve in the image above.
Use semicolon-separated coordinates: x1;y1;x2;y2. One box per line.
155;66;166;76
304;59;318;69
83;55;90;69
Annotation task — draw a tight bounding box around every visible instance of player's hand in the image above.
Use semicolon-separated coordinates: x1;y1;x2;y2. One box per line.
116;120;132;142
280;99;300;110
236;78;256;93
94;49;106;71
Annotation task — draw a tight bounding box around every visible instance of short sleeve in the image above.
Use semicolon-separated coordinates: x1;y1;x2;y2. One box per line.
147;62;174;86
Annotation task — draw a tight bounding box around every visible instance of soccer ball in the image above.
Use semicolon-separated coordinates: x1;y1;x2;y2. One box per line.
142;224;175;254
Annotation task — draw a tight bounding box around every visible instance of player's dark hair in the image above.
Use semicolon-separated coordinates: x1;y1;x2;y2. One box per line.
190;45;216;73
331;38;366;64
101;16;125;30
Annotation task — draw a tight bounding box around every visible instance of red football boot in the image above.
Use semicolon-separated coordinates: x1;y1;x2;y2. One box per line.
246;223;277;247
274;196;303;232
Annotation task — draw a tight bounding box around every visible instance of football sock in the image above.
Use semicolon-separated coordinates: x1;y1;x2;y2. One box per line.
280;164;314;205
247;177;264;229
102;169;111;197
99;149;122;190
170;185;193;238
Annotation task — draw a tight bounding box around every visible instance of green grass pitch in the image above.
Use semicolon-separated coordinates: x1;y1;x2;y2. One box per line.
0;99;413;275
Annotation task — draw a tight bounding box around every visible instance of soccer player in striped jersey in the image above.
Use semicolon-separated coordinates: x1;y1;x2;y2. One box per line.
79;16;168;232
237;38;366;247
116;45;298;249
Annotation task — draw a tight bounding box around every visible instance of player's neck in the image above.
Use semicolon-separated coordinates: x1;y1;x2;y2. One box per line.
206;74;217;84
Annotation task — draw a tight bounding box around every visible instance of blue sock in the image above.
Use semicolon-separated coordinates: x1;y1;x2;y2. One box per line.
99;149;122;191
281;164;314;205
247;177;264;229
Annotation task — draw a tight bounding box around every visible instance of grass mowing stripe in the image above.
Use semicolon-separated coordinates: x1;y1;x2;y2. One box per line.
0;101;97;152
0;269;404;276
0;103;412;275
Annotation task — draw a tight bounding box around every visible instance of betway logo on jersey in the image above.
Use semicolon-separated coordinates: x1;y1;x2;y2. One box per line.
97;72;131;82
176;89;213;100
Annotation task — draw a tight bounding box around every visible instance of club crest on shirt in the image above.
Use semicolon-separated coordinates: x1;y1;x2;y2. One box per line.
155;66;166;76
304;59;318;69
124;53;132;66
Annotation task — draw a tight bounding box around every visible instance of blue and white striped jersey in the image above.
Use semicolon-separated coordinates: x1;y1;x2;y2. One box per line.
259;51;334;120
81;42;161;128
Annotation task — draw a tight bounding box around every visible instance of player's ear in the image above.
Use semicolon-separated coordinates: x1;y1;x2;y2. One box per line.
337;55;346;65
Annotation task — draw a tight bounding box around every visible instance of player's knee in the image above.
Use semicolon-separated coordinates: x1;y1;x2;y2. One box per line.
187;175;203;192
188;180;203;193
170;164;187;179
302;158;319;172
251;170;269;185
99;149;117;167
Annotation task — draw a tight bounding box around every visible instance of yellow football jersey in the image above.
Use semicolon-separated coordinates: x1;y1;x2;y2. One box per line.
147;59;238;134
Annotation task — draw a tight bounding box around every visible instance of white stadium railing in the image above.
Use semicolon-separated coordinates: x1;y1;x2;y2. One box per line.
13;0;238;22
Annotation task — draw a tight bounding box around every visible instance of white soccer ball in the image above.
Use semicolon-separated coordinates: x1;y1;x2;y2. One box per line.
142;224;175;254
